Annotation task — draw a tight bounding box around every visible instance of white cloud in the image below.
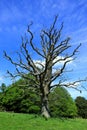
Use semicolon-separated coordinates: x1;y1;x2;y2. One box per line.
34;56;73;67
33;56;74;74
53;56;73;66
33;60;45;68
63;81;81;88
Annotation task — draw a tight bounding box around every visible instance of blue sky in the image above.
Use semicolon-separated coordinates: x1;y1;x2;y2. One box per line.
0;0;87;99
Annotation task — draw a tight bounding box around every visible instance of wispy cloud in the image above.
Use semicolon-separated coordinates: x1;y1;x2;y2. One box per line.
34;56;73;65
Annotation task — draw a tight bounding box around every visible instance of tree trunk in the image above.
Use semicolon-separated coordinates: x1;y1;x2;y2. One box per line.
41;84;50;119
40;59;52;119
41;94;50;119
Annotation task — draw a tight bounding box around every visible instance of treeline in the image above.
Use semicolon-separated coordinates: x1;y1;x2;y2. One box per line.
0;78;87;118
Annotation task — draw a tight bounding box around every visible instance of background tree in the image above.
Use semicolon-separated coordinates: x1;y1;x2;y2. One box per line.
49;87;77;118
4;16;86;118
1;78;40;113
0;83;7;111
75;96;87;118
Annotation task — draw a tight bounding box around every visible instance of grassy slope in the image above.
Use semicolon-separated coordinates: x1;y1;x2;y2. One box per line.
0;112;87;130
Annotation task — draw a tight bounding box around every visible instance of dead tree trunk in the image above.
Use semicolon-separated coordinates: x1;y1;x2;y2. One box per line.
41;84;50;118
39;55;52;118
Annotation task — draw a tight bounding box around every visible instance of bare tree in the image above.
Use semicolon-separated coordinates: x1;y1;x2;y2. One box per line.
4;16;86;119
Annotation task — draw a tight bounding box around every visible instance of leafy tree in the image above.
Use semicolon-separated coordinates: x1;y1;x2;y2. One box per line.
75;96;87;118
1;79;40;113
49;87;77;118
4;16;86;118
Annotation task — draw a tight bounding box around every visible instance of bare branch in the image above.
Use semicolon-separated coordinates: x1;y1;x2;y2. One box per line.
21;41;39;73
53;22;63;45
51;59;72;82
27;26;45;58
52;43;81;67
53;38;71;60
40;34;47;56
50;78;87;93
60;79;87;93
50;15;58;33
4;51;33;72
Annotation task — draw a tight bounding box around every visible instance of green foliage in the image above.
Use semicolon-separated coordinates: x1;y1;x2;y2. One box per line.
1;79;40;113
0;93;5;111
75;96;87;118
49;87;77;118
0;78;77;118
0;83;7;111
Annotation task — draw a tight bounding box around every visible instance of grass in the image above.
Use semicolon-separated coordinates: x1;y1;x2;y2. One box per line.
0;112;87;130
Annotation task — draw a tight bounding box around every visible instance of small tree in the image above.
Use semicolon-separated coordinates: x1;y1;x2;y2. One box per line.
4;16;86;118
75;96;87;118
49;87;77;118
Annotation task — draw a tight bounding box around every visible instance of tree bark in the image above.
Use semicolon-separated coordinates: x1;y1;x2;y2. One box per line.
41;84;50;119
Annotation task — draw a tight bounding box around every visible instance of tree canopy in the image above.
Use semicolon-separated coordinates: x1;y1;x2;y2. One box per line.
75;96;87;118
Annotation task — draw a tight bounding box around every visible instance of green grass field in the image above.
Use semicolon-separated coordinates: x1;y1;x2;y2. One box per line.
0;112;87;130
